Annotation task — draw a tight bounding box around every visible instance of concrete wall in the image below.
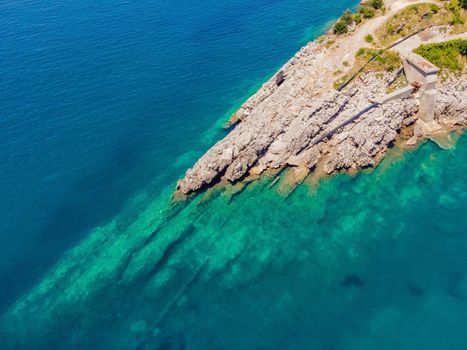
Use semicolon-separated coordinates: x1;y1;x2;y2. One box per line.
402;53;439;88
402;59;438;88
375;86;414;105
419;89;436;123
402;52;439;124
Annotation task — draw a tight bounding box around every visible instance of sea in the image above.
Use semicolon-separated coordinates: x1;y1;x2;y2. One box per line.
0;0;466;349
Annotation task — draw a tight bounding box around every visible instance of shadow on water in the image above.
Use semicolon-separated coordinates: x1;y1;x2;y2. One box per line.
0;137;153;313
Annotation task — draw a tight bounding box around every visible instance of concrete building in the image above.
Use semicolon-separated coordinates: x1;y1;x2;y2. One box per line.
402;52;440;124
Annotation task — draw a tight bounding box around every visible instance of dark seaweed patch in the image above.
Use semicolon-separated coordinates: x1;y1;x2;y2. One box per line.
341;274;365;288
407;284;425;298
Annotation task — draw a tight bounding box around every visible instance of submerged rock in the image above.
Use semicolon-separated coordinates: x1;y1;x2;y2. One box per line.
131;320;147;333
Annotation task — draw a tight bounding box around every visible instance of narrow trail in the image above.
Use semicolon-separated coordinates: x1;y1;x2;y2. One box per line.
392;30;467;55
321;0;441;89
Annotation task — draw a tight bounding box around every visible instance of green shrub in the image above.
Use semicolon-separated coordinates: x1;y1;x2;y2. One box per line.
334;20;349;34
355;47;383;58
451;11;464;25
447;0;465;24
368;0;384;10
374;50;401;70
413;39;467;71
460;40;467;55
385;24;396;34
356;48;366;56
447;0;460;12
341;10;354;25
353;13;363;24
430;4;440;13
364;34;374;43
407;3;421;14
359;6;376;18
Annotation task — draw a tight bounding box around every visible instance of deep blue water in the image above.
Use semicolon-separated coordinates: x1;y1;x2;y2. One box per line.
0;0;356;310
1;1;466;350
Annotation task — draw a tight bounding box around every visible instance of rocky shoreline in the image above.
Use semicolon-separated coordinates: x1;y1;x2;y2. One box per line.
176;18;466;195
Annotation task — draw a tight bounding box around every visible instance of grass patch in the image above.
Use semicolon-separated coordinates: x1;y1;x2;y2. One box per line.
333;48;401;89
333;69;343;76
333;74;350;89
341;10;354;25
446;0;467;33
413;39;467;71
359;5;376;19
356;48;401;71
447;0;465;24
375;3;465;46
386;74;408;93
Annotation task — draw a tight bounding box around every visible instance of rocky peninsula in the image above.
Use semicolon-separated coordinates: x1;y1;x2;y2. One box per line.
176;0;466;195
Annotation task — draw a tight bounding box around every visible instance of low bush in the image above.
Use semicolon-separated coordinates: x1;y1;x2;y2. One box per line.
341;10;354;25
447;0;465;24
460;40;467;55
359;6;376;18
353;13;363;24
334;10;356;35
413;39;467;71
356;47;367;57
325;39;336;48
364;34;374;43
334;20;349;34
368;0;384;10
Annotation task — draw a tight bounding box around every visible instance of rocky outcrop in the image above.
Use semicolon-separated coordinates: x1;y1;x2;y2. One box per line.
435;81;467;127
176;40;466;195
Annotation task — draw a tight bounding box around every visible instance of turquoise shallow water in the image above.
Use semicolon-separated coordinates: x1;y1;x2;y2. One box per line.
1;137;466;349
1;0;467;349
0;0;356;310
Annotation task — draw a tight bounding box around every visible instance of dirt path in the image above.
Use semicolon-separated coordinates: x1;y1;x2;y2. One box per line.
392;29;467;55
320;0;441;88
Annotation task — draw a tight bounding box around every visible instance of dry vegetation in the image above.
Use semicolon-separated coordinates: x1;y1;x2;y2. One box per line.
331;0;466;89
386;73;409;93
375;1;467;46
333;48;401;88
